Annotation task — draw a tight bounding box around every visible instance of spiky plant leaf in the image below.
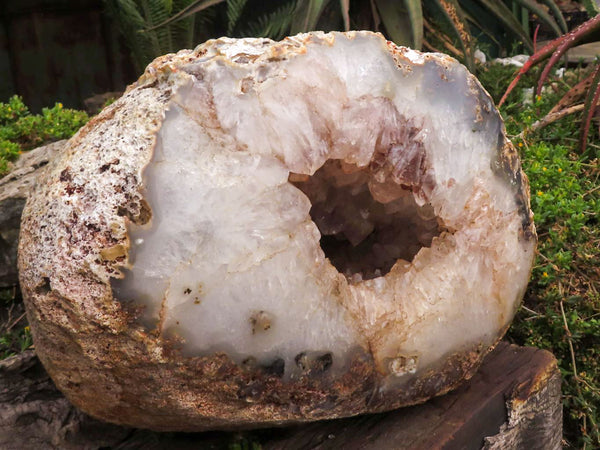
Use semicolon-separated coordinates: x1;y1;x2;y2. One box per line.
226;0;248;35
540;0;568;33
536;14;600;96
291;0;331;34
145;0;225;31
244;1;296;40
432;0;474;71
405;0;423;49
498;14;600;106
583;0;600;16
498;38;562;107
340;0;350;31
373;0;421;49
460;8;502;49
512;0;563;38
478;0;534;52
105;0;156;71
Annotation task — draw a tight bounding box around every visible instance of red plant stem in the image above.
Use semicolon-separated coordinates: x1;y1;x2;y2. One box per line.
499;14;600;107
580;65;600;152
536;35;578;96
533;24;540;54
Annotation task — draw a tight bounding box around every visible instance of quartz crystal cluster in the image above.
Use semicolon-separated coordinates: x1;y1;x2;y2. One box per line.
18;31;536;430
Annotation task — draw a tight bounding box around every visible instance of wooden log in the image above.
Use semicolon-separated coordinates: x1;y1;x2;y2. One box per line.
0;342;561;449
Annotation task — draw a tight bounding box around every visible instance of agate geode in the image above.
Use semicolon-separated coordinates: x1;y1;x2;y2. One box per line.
18;31;536;430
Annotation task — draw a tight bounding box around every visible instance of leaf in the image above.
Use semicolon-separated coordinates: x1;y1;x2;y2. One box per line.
433;0;474;71
461;9;501;48
512;0;563;38
403;0;423;49
106;0;156;71
540;0;568;34
144;0;175;53
583;0;600;17
374;0;422;49
290;0;330;34
478;0;534;53
340;0;350;32
226;0;248;35
145;0;225;31
244;2;296;40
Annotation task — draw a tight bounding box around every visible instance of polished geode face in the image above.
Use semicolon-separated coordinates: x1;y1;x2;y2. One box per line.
110;32;535;384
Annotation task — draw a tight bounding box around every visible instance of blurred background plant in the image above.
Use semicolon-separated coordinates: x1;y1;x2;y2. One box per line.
104;0;568;73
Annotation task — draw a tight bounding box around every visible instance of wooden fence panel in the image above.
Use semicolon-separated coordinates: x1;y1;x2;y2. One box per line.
0;0;135;112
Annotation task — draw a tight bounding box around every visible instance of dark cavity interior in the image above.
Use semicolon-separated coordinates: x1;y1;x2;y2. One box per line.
290;160;443;282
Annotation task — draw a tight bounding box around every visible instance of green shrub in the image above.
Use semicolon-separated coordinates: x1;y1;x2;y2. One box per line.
0;96;89;178
483;69;600;448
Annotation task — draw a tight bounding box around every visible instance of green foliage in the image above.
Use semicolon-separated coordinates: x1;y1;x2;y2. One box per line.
0;96;89;178
476;62;537;104
499;14;600;153
0;288;32;359
0;326;33;359
226;0;248;35
227;437;262;450
104;0;217;72
243;2;297;41
106;0;566;76
583;0;600;17
481;65;600;448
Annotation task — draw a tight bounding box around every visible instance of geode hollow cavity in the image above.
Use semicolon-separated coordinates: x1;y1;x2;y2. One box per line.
18;31;536;431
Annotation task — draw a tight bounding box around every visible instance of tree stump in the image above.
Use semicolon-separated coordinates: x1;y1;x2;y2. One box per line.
0;342;561;449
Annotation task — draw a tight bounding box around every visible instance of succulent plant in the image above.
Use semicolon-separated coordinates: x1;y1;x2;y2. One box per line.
18;31;535;430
